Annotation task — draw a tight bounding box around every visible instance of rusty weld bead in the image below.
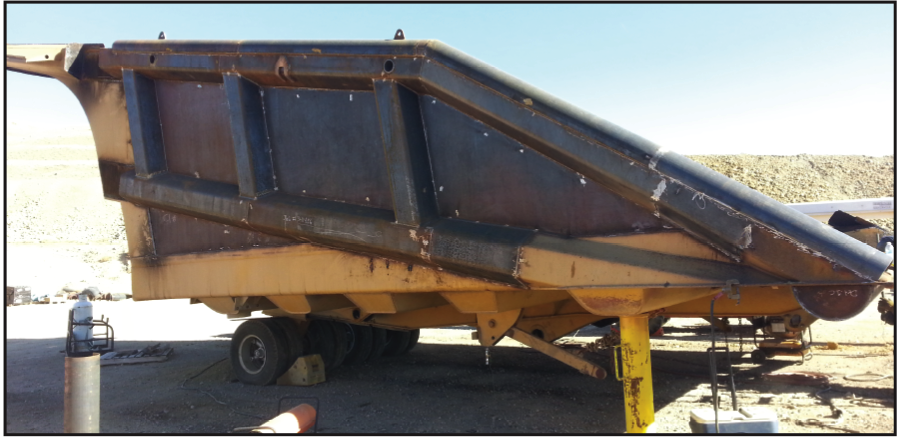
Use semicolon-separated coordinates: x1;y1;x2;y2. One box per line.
488;319;496;328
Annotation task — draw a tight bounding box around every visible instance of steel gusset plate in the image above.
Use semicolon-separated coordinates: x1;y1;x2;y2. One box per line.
792;284;880;321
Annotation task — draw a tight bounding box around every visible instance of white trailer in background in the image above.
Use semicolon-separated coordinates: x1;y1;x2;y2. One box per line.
787;197;894;222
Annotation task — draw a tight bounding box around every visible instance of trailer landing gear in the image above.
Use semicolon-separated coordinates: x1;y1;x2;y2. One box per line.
498;315;656;433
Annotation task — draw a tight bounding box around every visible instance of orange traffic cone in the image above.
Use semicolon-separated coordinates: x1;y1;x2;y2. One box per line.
255;403;317;433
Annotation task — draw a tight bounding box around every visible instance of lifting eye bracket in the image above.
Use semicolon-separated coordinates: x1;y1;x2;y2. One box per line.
723;279;741;304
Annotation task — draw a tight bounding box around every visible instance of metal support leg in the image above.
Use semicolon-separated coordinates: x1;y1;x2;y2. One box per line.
620;315;655;433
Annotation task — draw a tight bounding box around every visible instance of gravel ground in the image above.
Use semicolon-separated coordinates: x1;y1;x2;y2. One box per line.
4;124;895;434
4;300;894;434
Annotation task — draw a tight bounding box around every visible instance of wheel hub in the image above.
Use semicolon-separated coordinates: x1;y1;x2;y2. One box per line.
239;334;267;375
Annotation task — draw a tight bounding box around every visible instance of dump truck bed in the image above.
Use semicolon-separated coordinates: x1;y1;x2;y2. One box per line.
6;40;892;327
8;37;894;434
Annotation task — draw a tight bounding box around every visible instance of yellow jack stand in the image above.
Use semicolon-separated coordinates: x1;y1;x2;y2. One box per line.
616;315;656;433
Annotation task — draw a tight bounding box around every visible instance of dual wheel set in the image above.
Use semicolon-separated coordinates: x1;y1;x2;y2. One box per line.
230;318;419;385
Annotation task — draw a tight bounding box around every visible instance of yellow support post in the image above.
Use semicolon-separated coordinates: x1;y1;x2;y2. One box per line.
619;315;656;433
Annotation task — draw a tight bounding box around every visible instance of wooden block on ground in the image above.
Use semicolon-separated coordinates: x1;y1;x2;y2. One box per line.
277;354;326;386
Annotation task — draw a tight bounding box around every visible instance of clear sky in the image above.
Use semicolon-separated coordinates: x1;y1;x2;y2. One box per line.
5;3;895;155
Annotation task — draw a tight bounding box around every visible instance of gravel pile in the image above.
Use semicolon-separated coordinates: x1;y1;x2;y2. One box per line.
689;154;894;234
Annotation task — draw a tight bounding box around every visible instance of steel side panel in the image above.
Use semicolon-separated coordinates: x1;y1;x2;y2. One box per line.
423;96;664;237
155;80;238;185
264;88;393;209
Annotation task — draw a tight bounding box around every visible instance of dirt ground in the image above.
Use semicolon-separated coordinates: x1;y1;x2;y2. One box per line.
4;123;896;434
4;299;895;434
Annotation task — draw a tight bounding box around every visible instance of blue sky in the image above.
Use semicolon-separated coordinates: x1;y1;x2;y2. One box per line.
5;3;895;155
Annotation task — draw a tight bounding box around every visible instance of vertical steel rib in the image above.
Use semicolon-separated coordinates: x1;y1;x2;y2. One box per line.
122;69;166;178
224;73;276;198
373;79;438;226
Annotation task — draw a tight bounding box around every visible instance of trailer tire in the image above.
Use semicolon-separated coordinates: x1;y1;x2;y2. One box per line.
231;319;290;386
342;324;374;365
403;329;420;354
367;327;388;361
382;329;411;357
328;321;348;368
307;320;336;369
270;318;305;365
308;320;345;370
751;349;768;364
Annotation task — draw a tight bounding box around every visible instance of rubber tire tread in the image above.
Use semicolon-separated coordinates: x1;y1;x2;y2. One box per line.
230;319;290;386
342;324;374;366
382;329;412;357
270;318;305;365
259;318;292;378
367;327;388;362
326;321;348;369
403;329;420;354
307;320;339;370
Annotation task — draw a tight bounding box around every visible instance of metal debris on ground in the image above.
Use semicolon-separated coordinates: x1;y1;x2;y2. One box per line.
100;343;173;366
843;371;893;382
795;387;862;433
585;331;621;353
761;371;832;386
180;358;265;421
795;418;860;434
848;397;895;408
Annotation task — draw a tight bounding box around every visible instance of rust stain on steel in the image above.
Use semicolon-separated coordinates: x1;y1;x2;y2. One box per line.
625;376;647;430
793;284;880;321
409;228;435;261
580;296;641;315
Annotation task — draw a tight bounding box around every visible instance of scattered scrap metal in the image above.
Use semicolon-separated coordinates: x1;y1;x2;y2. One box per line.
761;371;833;386
795;387;861;433
100;343;173;366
